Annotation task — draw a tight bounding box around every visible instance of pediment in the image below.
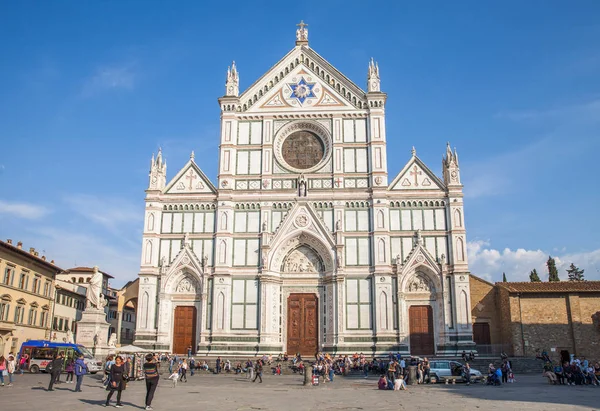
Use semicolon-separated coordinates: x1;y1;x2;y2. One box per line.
389;155;445;191
398;241;441;275
162;242;205;293
164;159;217;195
270;202;335;248
240;46;367;113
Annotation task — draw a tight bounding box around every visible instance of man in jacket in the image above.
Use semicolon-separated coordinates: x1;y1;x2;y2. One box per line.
74;354;88;392
48;351;64;391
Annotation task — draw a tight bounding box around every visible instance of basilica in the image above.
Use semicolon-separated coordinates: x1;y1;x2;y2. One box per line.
134;22;474;356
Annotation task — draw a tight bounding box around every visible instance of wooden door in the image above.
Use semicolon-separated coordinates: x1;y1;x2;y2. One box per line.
173;306;196;354
287;294;318;356
409;305;434;356
473;322;491;345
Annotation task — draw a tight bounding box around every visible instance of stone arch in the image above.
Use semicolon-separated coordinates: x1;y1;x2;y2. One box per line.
147;213;155;231
140;291;149;329
216;292;225;330
144;240;153;264
220;212;228;230
454;209;462;228
400;263;441;296
269;231;334;274
456;237;465;261
379;291;388;330
218;240;227;264
280;244;325;274
377;210;385;228
377;238;386;263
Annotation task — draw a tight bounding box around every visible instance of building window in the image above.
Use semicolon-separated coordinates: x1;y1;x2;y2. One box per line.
78;277;84;283
3;267;14;285
71;277;76;283
230;279;258;330
43;282;51;297
18;273;27;289
14;305;25;324
40;311;48;328
28;308;37;326
32;276;40;294
346;278;372;330
0;302;9;321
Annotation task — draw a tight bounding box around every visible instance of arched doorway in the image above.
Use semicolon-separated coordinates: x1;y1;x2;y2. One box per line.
173;306;196;354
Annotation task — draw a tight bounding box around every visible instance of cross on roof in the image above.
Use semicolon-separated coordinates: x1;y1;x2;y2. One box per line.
297;20;308;30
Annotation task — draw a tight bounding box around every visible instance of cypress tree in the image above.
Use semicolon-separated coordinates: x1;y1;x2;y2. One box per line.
502;272;507;282
529;269;541;282
547;256;560;282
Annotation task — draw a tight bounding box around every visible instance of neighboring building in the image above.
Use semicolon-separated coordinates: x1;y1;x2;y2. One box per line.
0;239;61;357
470;275;600;359
135;23;473;356
107;279;138;346
52;279;87;343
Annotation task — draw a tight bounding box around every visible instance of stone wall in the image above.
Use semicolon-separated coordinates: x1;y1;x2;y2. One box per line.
469;275;501;345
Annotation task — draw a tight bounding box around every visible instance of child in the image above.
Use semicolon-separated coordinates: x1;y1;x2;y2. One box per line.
508;371;515;383
378;375;388;390
169;366;180;388
394;374;408;391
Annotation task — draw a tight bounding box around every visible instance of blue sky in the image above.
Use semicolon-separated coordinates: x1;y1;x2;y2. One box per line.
1;1;599;285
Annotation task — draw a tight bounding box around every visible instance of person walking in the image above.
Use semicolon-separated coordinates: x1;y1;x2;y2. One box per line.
65;358;75;384
105;356;126;408
48;352;64;391
143;353;160;411
180;359;188;382
7;354;16;386
0;356;7;386
252;360;263;383
74;354;88;392
245;359;254;380
215;356;222;374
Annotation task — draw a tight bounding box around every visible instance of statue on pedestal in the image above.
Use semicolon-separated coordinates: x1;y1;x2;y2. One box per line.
87;266;104;310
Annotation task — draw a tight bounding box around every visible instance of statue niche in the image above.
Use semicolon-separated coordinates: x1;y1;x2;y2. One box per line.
281;245;324;273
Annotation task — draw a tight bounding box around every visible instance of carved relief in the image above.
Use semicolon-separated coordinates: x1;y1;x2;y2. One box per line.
176;277;196;293
282;245;324;273
407;274;432;293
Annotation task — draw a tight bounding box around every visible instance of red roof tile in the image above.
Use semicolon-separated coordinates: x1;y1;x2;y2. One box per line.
496;281;600;293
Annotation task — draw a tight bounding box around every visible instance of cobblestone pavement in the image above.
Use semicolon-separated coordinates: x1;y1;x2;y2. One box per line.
0;372;597;410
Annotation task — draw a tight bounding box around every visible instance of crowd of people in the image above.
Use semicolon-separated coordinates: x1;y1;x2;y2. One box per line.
542;357;600;386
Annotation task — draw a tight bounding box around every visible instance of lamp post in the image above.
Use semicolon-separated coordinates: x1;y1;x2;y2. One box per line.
50;284;61;341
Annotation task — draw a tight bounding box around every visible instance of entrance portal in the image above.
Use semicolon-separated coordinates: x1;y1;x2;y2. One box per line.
409;305;434;355
173;306;196;354
287;294;318;356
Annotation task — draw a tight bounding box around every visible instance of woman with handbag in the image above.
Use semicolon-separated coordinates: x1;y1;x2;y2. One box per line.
105;356;127;408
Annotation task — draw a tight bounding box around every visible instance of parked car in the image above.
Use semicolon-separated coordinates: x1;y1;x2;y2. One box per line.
429;360;483;383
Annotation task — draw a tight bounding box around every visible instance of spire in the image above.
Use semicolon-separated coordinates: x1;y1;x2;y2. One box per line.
295;20;309;46
225;61;239;97
367;57;381;92
442;142;461;186
411;146;416;157
149;148;167;190
190;150;195;160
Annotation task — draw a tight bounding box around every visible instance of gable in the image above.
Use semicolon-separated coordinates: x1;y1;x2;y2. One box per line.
164;160;217;195
270;202;335;248
389;155;445;191
241;46;367;113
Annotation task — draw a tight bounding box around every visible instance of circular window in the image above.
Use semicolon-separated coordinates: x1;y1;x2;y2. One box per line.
274;121;332;174
281;131;324;170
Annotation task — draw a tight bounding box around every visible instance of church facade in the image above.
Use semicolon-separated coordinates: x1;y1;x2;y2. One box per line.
134;23;474;356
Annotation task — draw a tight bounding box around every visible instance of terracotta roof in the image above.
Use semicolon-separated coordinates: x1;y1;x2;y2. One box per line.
496;281;600;293
0;239;63;272
62;266;114;279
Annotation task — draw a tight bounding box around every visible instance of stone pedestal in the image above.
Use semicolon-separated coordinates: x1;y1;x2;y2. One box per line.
76;308;111;358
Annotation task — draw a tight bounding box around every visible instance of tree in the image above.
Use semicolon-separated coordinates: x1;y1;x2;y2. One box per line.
529;269;541;282
547;256;560;282
502;272;507;282
566;263;585;282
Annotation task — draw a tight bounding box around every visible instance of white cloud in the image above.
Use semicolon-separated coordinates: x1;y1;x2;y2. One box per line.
468;240;600;282
81;63;137;97
33;227;139;287
494;99;600;124
63;194;142;234
0;200;51;219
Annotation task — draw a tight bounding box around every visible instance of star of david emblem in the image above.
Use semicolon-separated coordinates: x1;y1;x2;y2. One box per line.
288;77;316;104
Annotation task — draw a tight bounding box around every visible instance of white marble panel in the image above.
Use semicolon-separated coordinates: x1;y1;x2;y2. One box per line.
412;210;423;230
436;237;447;261
183;213;193;233
345;211;357;231
205;212;215;233
390;210;400;231
357;210;369;231
435;209;446;230
358;238;370;265
425;237;436;256
193;213;204;233
237;151;249;174
238;122;250;144
246;239;259;266
247;211;260;233
234;212;247;232
231;305;244;328
401;210;411;230
245;304;257;329
423;210;435;230
347;305;358;328
402;237;413;261
249;151;261;174
356;148;368;172
232;280;245;303
250;122;262;144
161;213;172;233
343;119;354;142
355;119;367;142
344;148;355;172
233;239;246;265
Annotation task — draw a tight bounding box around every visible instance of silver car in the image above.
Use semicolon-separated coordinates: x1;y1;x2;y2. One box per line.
428;360;483;383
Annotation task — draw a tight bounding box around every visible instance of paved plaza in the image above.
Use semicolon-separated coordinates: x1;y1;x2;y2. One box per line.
0;372;597;410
